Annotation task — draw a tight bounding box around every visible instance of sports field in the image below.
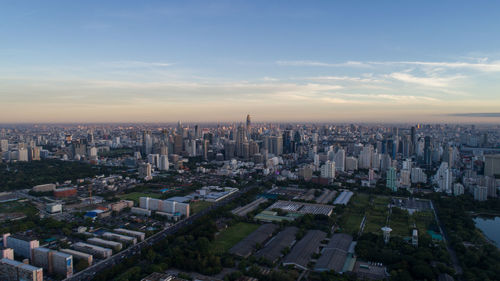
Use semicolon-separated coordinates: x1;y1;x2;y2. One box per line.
211;222;259;254
118;192;161;203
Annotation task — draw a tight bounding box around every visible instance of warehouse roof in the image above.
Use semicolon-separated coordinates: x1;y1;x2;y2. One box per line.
229;224;277;257
254;226;298;262
282;230;327;270
314;233;353;272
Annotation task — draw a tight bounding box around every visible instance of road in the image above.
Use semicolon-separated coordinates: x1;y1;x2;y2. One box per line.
64;182;261;281
430;201;463;276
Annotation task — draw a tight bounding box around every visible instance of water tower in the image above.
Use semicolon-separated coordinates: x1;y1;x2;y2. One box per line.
381;226;392;244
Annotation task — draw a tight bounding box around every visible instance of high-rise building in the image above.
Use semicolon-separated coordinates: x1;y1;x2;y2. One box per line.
139;163;152;181
236;124;248;158
320;160;336;179
474;186;488;201
174;134;183;155
484;154;500;177
142;131;152;156
435;162;452;194
159;155;169;171
424;136;432;169
0;139;8;152
345;157;358;171
334;149;345;172
386;167;397;191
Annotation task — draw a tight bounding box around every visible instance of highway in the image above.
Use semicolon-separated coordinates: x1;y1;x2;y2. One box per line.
64;182;260;281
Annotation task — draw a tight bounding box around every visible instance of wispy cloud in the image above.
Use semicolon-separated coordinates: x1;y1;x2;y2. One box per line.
448;113;500;117
102;61;174;68
276;60;371;67
278;59;500;72
388;72;464;87
306;75;383;83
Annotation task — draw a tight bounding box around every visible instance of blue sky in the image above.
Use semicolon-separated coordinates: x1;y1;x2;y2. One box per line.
1;0;500;123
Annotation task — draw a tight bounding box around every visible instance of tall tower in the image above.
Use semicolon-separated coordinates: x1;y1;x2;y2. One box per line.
381;226;392;244
246;114;251;139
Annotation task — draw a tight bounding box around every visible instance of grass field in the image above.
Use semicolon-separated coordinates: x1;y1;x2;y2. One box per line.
0;201;38;215
211;222;259;254
118;192;161;203
339;194;436;237
190;200;213;214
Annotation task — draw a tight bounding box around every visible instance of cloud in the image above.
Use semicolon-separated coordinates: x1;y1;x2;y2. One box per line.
395;61;500;72
448;113;500;117
276;60;371;67
278;59;500;72
102;61;173;68
388;72;463;87
306;75;383;83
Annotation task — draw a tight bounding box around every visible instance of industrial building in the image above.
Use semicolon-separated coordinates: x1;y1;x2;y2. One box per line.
32;247;73;278
195;186;239;202
72;242;112;259
113;228;146;241
282;230;327;270
254;226;298;263
60;249;93;266
102;232;137;245
333;191;354;205
314;233;354;272
139;197;190;217
0;258;43;281
87;238;122;252
231;197;268;217
229;224;278;258
267;201;334;216
2;234;39;260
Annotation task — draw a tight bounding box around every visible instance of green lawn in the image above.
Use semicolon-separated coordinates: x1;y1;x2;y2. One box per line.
190;200;213;214
0;201;38;215
211;222;259;254
118;192;161;203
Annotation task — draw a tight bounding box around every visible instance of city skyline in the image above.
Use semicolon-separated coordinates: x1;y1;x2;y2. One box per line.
2;1;500;123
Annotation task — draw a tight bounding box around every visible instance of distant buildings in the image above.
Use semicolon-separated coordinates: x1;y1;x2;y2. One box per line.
473;186;488;201
484;154;500;177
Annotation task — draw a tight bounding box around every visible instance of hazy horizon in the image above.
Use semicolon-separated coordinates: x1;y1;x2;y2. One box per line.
2;1;500;123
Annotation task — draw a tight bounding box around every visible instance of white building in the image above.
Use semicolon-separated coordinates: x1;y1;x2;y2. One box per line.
320;160;336;179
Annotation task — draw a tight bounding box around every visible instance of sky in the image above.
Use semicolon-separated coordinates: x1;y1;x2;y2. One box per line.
1;0;500;123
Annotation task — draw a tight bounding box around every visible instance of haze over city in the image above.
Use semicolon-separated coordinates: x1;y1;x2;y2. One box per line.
2;0;500;123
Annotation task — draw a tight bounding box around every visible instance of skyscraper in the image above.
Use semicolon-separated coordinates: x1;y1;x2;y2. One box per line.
236;124;248;157
386;167;397;191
